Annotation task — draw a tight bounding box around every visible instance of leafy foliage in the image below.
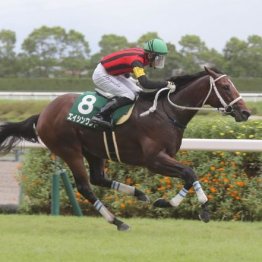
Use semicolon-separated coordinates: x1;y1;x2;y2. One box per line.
18;117;262;221
1;27;262;78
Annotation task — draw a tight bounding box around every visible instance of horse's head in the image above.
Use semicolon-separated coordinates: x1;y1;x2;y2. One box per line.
204;67;251;122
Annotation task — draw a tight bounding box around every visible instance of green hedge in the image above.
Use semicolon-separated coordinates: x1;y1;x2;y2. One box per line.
184;115;262;139
17;117;262;221
0;77;261;92
232;77;262;92
0;100;48;121
0;99;262;123
0;78;93;92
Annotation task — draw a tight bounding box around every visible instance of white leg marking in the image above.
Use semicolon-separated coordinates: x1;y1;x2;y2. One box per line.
94;200;114;223
111;181;135;195
193;181;208;204
169;188;188;207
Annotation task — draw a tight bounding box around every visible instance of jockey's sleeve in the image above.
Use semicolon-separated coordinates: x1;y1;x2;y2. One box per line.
137;75;168;89
131;62;167;89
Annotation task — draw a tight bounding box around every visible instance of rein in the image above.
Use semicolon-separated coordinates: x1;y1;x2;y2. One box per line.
140;75;242;117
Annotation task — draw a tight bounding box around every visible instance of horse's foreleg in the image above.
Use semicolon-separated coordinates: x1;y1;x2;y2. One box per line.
147;151;210;222
84;152;150;202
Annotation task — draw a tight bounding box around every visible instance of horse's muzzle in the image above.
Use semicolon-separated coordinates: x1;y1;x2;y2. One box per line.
224;102;251;122
234;109;251;122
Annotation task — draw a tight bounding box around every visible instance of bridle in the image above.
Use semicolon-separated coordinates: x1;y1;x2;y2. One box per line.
168;74;242;114
140;75;243;117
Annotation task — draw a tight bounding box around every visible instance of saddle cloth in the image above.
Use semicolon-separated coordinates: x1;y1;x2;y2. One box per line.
66;91;134;129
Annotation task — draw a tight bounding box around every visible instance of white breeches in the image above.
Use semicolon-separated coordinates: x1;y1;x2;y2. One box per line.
92;63;141;100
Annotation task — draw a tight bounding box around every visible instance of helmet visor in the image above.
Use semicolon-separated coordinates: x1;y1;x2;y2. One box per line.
154;55;166;69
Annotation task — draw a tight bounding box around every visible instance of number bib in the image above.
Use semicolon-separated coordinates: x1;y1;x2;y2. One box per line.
67;91;133;129
67;92;107;128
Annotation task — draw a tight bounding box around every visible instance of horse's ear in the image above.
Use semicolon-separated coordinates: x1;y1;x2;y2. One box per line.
204;66;217;78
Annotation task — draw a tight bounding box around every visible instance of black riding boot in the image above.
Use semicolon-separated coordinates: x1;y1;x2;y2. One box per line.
91;97;133;128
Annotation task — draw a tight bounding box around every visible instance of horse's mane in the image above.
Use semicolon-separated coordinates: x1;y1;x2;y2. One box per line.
168;67;223;93
139;67;223;99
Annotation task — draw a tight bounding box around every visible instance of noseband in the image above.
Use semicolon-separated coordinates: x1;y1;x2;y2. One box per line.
140;75;242;117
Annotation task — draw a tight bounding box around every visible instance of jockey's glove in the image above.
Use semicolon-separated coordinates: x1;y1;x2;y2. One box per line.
166;81;176;91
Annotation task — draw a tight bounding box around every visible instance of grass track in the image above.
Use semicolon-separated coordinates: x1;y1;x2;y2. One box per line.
0;215;261;262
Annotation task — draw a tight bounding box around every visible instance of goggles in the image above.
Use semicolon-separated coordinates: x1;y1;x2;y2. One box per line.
154;55;166;69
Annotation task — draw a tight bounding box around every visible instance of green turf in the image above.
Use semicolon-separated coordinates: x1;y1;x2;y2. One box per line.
0;215;261;262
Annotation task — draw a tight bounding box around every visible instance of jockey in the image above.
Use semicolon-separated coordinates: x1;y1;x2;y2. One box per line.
91;38;175;128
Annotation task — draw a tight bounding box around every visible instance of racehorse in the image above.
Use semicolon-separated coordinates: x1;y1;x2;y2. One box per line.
0;67;250;231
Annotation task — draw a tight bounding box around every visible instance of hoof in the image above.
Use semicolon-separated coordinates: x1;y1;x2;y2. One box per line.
135;189;150;203
113;217;130;231
153;198;172;208
199;203;210;223
117;222;130;231
137;194;150;202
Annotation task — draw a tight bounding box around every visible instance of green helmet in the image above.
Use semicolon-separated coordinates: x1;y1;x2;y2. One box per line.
143;38;168;55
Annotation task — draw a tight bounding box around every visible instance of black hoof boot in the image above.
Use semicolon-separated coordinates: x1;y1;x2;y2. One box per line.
113;217;130;231
153;198;172;208
134;188;150;202
199;202;210;223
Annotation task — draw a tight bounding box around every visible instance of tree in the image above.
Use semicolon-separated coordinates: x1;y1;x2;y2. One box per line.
177;35;226;74
223;37;248;77
178;35;208;73
98;34;129;55
244;35;262;77
179;35;208;54
88;53;102;77
136;32;160;47
21;26;90;77
61;30;90;77
0;30;16;76
22;26;67;77
165;43;183;77
16;53;39;77
197;48;225;72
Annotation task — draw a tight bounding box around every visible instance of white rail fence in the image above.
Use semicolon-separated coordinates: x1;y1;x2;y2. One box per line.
0;92;262;101
0;93;261;155
17;139;262;152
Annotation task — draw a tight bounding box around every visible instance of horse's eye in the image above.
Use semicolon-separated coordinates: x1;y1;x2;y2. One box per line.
223;85;230;91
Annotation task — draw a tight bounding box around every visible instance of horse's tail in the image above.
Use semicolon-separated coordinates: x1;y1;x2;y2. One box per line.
0;114;40;155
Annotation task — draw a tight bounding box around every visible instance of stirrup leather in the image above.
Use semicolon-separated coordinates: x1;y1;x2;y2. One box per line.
91;115;112;128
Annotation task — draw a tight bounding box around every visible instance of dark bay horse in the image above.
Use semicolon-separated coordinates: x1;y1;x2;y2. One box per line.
0;67;250;230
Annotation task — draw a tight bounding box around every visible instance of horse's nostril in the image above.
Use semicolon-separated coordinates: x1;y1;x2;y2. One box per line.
242;110;251;120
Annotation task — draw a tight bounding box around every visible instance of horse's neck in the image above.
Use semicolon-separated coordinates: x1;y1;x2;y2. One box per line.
167;76;210;126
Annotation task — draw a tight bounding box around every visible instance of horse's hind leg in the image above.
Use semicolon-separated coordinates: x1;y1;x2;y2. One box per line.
83;150;150;202
54;147;130;231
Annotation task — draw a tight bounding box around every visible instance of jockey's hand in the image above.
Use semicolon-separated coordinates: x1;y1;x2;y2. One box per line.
166;81;176;91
